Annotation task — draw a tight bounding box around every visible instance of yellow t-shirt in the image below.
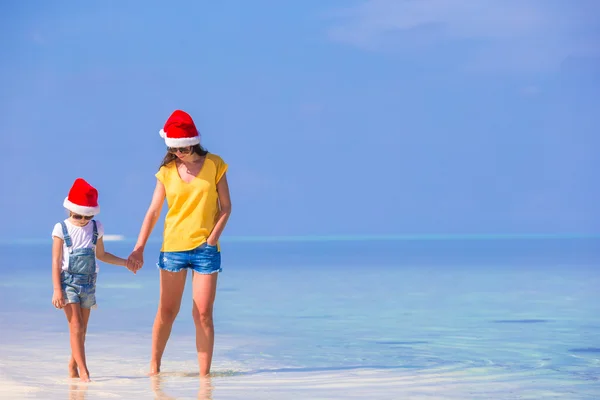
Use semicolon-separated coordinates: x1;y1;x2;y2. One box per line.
155;153;228;252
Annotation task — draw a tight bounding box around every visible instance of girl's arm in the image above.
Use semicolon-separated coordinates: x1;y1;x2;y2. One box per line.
128;180;166;269
207;173;232;246
95;237;128;267
51;237;65;309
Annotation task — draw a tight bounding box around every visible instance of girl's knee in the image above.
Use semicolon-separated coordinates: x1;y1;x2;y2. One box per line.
69;320;85;336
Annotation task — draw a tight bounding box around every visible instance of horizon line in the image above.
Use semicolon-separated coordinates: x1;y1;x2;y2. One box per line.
1;232;599;245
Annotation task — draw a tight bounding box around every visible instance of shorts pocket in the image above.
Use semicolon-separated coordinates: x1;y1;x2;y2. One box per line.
204;243;219;252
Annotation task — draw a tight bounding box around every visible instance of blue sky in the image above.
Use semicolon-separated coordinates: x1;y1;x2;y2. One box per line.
1;0;599;240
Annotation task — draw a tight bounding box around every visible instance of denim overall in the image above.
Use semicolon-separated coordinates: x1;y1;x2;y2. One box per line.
60;220;98;309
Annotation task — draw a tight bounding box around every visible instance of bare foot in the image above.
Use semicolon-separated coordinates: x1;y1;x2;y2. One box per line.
68;360;80;379
79;367;91;383
148;361;161;376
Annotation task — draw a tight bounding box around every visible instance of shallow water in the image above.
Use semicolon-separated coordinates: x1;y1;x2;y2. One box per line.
0;238;599;399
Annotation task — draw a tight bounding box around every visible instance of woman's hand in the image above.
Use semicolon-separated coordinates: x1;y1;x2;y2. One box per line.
52;289;65;309
127;248;144;272
205;173;231;248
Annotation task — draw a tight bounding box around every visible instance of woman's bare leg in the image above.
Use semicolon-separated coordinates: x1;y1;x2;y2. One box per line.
191;272;218;376
149;269;188;375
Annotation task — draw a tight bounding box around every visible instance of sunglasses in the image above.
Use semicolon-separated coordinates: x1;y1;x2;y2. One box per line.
72;214;94;220
168;147;192;154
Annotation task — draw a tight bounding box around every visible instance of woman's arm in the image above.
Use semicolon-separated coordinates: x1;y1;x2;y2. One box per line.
127;180;166;269
51;237;65;309
96;237;128;267
207;173;232;246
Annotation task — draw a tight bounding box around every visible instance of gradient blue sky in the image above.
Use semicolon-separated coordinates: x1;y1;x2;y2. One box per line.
1;0;599;240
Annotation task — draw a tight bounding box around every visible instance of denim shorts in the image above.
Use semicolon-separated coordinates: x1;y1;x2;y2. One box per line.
157;243;222;274
61;272;97;309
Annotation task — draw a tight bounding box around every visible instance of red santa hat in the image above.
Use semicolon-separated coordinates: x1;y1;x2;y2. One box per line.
159;110;200;147
63;178;100;216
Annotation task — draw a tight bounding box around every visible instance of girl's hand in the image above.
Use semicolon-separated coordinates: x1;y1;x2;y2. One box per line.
125;262;138;274
206;237;218;246
52;290;65;309
127;248;144;272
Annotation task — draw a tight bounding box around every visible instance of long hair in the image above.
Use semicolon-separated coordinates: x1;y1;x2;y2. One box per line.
159;144;209;169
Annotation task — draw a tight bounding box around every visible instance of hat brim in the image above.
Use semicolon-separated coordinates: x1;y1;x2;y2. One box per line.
160;129;200;147
63;197;100;216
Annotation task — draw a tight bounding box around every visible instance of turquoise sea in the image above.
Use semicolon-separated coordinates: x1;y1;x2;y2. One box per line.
0;236;599;399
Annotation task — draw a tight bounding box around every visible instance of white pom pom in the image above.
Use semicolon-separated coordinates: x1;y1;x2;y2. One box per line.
159;129;166;138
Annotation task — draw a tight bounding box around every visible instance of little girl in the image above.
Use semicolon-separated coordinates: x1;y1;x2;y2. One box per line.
51;178;133;382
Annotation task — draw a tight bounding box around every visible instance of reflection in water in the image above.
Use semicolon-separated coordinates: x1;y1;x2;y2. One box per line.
198;376;214;400
68;383;88;400
151;374;214;400
151;375;176;400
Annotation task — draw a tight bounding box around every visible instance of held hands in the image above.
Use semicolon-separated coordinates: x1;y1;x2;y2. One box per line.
124;260;138;274
124;240;215;273
52;289;65;309
127;248;144;273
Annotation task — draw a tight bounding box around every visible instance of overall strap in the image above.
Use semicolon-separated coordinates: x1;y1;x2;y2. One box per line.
92;220;98;246
60;221;73;253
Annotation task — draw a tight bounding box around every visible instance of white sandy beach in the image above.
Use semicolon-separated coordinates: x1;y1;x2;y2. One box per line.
1;329;597;399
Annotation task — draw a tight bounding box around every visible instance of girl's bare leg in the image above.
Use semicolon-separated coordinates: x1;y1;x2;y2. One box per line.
64;304;91;382
68;307;91;378
191;272;218;377
149;269;188;375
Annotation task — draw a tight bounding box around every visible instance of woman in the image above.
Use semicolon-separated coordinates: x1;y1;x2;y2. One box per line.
127;110;231;377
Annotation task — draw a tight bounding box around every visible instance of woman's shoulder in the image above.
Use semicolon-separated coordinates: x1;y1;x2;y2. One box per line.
156;160;177;181
206;153;225;164
206;153;228;181
160;160;178;170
